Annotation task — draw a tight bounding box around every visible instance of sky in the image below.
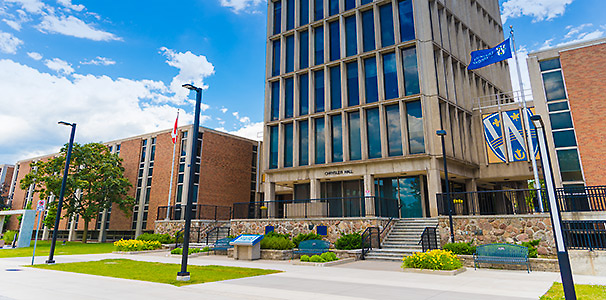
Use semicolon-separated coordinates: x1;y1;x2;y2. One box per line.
0;0;605;164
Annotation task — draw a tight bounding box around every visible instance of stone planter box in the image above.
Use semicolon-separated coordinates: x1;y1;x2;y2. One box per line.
457;254;558;272
228;249;293;260
113;249;168;255
293;258;355;267
402;267;466;276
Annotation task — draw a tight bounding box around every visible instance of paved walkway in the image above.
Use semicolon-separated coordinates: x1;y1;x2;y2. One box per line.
1;252;605;300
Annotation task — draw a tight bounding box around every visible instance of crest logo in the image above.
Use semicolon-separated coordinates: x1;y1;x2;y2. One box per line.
483;113;506;163
496;44;506;56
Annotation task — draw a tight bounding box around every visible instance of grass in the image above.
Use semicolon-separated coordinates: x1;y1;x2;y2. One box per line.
32;259;281;286
541;283;606;300
0;241;115;258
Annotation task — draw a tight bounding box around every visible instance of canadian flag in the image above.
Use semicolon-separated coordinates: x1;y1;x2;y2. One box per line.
171;111;179;144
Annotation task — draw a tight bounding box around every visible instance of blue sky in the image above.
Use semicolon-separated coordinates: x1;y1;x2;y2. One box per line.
0;0;604;164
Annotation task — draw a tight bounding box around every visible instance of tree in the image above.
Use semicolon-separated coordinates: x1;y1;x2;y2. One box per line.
20;142;135;243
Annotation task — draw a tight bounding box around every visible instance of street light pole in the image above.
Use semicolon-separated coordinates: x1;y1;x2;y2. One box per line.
531;115;576;300
177;83;203;281
46;122;76;265
436;130;455;243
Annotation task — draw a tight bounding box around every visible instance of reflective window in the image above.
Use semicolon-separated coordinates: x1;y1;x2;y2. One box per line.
315;26;324;65
286;35;294;73
329;21;340;61
553;130;577;148
557;149;583;182
402;47;420;95
271;81;280;120
361;0;372;5
299;120;309;165
364;57;378;103
285;77;294;118
549;112;573;130
345;15;357;57
383;52;398;99
379;3;394;47
314;0;323;21
315;118;326;164
300;0;309;25
542;71;567;101
346;62;359;106
406;101;425;154
345;0;355;11
362;10;375;52
273;1;282;35
300;30;309;69
548;101;569;112
348;111;362;160
366;108;382;158
272;39;280;76
269;126;279;169
287;0;295;30
331;114;343;162
385;104;402;156
284;123;293;167
314;70;325;112
330;66;341;110
398;0;414;42
540;58;561;71
299;74;309;115
329;0;338;15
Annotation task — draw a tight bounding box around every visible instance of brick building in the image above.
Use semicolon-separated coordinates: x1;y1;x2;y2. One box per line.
527;38;606;188
6;125;260;241
0;164;14;202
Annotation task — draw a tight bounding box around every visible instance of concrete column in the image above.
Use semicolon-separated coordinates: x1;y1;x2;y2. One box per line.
310;178;321;199
0;215;5;234
465;178;479;215
426;160;442;217
264;181;276;218
363;174;375;216
68;214;77;242
98;208;108;242
42;226;49;240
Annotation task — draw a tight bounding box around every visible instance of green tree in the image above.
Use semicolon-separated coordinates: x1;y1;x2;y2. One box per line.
20;143;135;243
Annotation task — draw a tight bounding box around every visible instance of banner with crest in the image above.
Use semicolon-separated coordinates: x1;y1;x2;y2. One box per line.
482;107;539;164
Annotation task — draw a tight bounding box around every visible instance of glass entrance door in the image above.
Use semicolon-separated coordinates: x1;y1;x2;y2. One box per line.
398;177;423;218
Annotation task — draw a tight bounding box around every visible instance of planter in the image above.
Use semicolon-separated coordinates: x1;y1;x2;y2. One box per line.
293;258;355;267
113;249;167;255
402;267;466;276
228;249;293;260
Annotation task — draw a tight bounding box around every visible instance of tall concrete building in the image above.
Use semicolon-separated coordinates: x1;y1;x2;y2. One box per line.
261;0;516;218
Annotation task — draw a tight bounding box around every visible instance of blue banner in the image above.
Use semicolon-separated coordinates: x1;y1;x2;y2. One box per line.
468;38;512;70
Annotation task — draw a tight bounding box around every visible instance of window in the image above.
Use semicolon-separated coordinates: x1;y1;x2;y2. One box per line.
366;108;382;158
286;35;294;73
348;111;362;160
406;101;425;154
271;81;280;120
402;47;420;95
346;61;359;106
299;120;309;165
269;126;279;169
284;123;294;167
382;52;398;99
362;10;375;52
330;66;341;110
315;26;324;65
300;30;309;69
548;101;569;112
314;0;323;21
286;0;295;30
285;77;294;118
300;0;309;25
329;21;340;61
379;3;394;47
329;0;338;15
398;0;414;42
273;1;282;35
345;15;357;57
331;114;343;162
364;57;378;103
539;58;561;71
314;70;325;112
272;40;281;76
542;71;567;101
345;0;355;11
549;112;573;130
315;118;326;164
299;73;309;115
553;130;577;148
557;149;583;182
361;0;372;5
385;104;402;156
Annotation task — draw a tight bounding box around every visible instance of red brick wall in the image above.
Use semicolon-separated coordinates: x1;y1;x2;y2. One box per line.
1;166;14;198
560;43;606;186
107;138;142;230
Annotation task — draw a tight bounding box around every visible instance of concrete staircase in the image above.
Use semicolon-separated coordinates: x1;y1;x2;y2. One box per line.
364;218;439;261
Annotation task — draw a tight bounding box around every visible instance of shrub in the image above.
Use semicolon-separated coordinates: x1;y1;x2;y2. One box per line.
136;233;173;244
202;246;211;252
114;239;162;252
402;249;463;271
300;255;310;262
265;231;291;239
320;252;338;262
170;247;203;255
309;255;325;263
2;230;17;244
335;233;362;250
293;233;324;247
443;242;476;255
521;239;540;258
260;234;295;250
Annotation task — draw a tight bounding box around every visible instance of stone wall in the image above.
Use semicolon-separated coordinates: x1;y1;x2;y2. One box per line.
438;214;556;255
154;220;229;242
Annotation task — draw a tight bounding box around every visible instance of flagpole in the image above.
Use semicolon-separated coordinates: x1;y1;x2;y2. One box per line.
510;25;544;212
166;110;179;220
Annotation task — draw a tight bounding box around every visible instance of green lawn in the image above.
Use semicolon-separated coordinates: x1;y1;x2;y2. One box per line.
0;241;115;258
541;283;606;300
32;259;281;286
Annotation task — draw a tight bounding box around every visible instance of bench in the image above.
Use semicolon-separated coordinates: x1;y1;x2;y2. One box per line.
474;243;530;273
293;239;330;258
213;238;234;254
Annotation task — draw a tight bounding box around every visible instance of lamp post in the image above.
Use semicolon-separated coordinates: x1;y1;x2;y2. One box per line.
530;115;576;300
177;83;203;281
46;121;76;264
436;130;455;243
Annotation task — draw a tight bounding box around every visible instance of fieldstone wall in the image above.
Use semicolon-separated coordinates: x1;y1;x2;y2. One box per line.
438;214;556;256
154;220;229;243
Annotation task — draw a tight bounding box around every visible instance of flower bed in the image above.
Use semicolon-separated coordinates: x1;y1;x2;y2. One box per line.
402;249;463;271
114;239;162;252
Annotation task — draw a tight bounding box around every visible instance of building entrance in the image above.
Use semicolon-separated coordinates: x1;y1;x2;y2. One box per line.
375;176;423;218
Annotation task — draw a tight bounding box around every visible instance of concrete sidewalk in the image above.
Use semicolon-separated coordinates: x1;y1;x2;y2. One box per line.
0;252;603;300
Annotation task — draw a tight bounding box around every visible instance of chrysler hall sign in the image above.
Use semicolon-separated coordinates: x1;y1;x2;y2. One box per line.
324;170;354;176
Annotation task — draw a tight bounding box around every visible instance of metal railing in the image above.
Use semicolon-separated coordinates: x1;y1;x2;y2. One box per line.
562;220;606;251
419;227;439;252
232;197;399;219
556;186;606;212
437;189;543;216
205;226;231;246
361;227;380;260
157;204;232;221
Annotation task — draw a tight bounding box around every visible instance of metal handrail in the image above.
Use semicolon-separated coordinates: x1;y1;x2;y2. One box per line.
174;229;184;249
205;226;231;246
418;226;439;252
361;227;380;260
380;203;404;237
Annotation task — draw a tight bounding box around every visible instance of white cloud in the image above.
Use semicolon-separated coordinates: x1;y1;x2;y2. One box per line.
44;58;74;74
37;15;121;41
217;121;263;141
4;0;46;14
564;23;593;39
220;107;228;113
0;31;23;54
27;52;42;60
558;29;605;47
159;47;215;103
80;56;116;66
501;0;573;23
232;111;239;118
57;0;85;12
239;116;250;123
3;19;22;31
219;0;264;13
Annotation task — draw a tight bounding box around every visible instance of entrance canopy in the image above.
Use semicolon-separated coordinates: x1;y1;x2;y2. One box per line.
0;209;36;248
